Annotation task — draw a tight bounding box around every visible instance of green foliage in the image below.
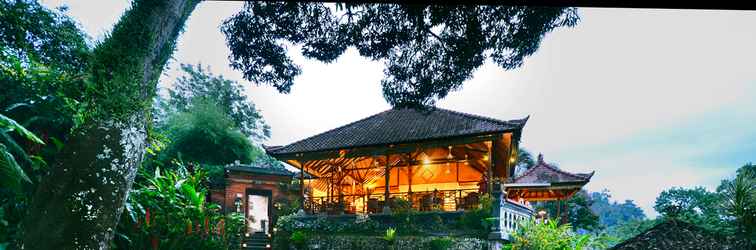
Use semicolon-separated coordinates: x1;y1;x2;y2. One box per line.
504;219;610;250
113;162;244;249
589;190;645;229
383;227;396;244
653;186;725;232
85;0;199;123
165;63;270;141
273;196;301;217
514;147;535;176
290;230;308;250
603;218;659;245
222;3;578;107
0;0;90;72
717;163;755;244
0;2;91;246
428;236;453;250
642;163;756;247
0;114;44;190
533;190;600;231
157;99;261;167
458;193;494;236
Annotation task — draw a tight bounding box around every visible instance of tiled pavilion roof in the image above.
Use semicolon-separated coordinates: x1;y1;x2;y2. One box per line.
513;154;594;185
266;107;528;156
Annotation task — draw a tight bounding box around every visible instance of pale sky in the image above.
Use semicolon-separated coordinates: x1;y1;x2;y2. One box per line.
40;1;756;217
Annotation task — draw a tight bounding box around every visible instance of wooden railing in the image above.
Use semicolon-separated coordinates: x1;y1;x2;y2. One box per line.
303;188;481;215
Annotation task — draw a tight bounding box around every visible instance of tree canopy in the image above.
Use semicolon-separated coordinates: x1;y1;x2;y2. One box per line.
590;190;645;229
222;3;578;107
158;99;262;166
166;63;270;142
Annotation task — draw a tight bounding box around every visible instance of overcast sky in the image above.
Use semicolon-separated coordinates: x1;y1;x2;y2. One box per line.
40;1;756;217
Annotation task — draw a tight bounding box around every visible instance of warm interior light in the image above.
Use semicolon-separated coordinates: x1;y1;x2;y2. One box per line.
510;156;516;163
482;154;489;161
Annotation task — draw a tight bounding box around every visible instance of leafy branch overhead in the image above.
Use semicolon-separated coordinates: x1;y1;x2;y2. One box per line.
222;3;578;107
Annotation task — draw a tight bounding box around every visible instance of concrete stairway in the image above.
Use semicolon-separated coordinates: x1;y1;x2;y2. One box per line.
242;232;271;250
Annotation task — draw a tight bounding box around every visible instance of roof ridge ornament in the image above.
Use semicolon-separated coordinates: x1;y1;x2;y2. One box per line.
537;153;544;164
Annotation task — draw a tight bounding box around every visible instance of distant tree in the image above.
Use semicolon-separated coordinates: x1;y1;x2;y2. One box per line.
604;218;660;245
534;190;600;232
653;186;724;232
222;3;579;107
590;190;645;228
515;147;536;175
166;63;270;142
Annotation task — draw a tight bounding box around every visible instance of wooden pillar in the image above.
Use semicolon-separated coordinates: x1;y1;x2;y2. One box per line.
487;140;494;194
299;160;306;213
383;154;392;213
408;156;413;198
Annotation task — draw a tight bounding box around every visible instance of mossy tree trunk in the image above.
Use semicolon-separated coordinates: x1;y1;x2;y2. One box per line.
22;0;200;249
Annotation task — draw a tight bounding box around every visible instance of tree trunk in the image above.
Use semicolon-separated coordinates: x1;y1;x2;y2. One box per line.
22;0;199;249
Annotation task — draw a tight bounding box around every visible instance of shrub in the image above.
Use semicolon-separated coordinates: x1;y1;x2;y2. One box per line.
290;230;308;250
503;219;610;250
113;163;244;249
429;237;453;250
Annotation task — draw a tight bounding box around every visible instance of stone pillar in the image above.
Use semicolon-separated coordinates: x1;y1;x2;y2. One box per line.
488;182;506;241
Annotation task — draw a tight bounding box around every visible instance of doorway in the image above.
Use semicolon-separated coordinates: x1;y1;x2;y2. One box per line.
246;189;271;233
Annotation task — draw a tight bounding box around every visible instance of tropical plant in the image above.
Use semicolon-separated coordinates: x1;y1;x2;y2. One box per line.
718;163;755;245
0;114;43;191
503;219;609;250
113;162;244;249
383;227;397;246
